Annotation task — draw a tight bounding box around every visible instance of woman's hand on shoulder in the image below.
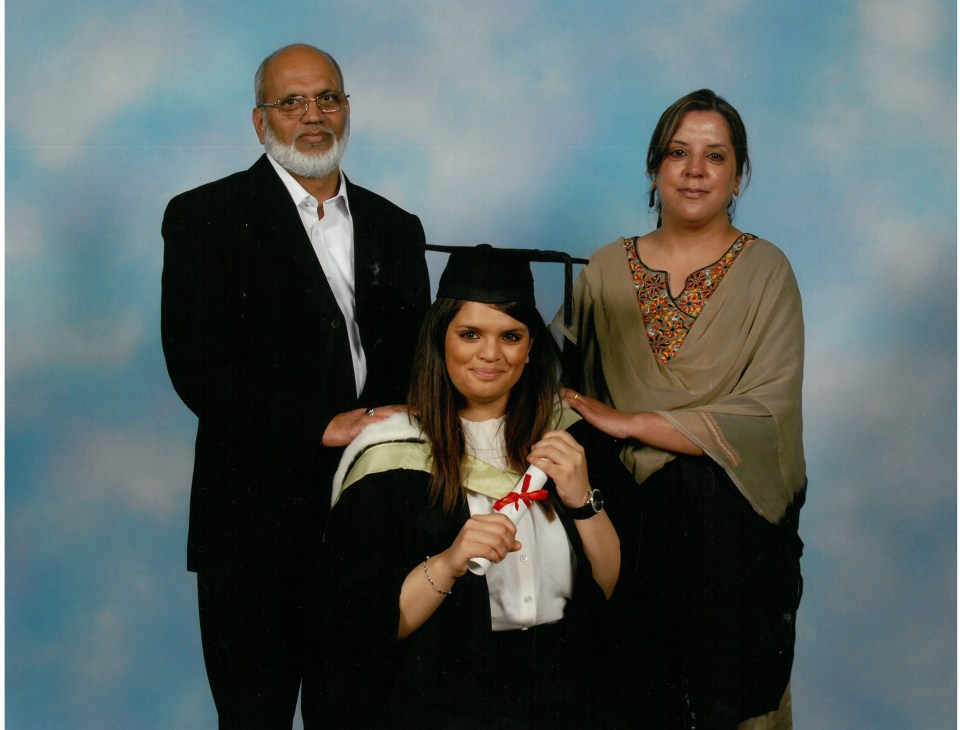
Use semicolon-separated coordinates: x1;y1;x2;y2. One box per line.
528;429;592;509
436;514;521;580
562;387;636;440
562;387;704;456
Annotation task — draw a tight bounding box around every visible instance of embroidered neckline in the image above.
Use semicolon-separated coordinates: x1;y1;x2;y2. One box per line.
623;233;757;362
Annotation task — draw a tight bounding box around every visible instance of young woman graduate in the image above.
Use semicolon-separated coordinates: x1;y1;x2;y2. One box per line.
322;244;633;729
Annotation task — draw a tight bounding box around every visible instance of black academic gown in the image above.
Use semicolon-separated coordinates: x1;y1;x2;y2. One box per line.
323;419;634;729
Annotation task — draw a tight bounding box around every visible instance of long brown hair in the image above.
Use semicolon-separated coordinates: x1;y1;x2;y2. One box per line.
408;298;561;512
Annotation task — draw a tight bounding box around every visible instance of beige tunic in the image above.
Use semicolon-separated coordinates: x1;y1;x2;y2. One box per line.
557;236;806;524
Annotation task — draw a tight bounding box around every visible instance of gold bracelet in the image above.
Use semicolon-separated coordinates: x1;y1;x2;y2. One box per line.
423;556;452;596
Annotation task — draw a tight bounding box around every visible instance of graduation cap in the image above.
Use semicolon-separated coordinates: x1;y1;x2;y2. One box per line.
424;244;588;327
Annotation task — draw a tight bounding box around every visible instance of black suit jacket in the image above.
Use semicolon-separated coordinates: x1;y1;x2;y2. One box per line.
161;155;430;574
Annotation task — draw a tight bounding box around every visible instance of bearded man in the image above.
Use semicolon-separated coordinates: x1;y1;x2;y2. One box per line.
161;43;430;728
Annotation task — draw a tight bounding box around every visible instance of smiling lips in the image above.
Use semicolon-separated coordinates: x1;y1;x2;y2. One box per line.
470;367;505;381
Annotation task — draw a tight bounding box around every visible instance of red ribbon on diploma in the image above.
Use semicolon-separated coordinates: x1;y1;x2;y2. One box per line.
493;473;548;512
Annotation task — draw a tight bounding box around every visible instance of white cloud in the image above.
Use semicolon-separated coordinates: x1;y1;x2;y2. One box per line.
860;0;943;50
848;194;950;298
6;202;47;263
45;424;194;529
856;0;954;140
793;0;954;343
797;332;955;722
800;102;869;174
172;683;217;729
805;340;954;504
7;306;146;379
792;0;953;183
17;549;199;716
344;6;594;234
625;0;751;80
78;606;132;686
10;6;190;164
6;199;150;379
8;424;193;562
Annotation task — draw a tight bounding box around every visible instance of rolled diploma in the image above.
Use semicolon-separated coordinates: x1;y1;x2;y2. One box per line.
466;465;548;576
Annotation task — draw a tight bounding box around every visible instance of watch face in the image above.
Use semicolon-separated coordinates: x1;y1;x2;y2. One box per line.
590;489;603;512
571;489;604;519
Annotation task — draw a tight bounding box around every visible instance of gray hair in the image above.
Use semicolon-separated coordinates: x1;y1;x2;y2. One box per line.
253;44;345;104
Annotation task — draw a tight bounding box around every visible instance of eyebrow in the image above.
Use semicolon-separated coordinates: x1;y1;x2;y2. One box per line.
669;138;731;149
454;323;528;335
278;87;341;98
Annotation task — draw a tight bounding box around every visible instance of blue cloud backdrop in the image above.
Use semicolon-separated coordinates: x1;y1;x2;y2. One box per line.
6;1;956;727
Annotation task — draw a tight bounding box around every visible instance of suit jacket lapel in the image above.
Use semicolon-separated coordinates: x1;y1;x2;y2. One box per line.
346;176;384;361
247;155;342;314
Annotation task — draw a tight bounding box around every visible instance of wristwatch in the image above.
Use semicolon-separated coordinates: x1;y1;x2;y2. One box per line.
569;488;604;520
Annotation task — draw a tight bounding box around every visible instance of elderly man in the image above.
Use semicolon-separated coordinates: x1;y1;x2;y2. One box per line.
161;44;430;727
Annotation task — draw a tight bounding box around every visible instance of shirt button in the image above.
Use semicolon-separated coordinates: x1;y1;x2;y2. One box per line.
523;595;532;603
331;317;341;329
519;555;528;562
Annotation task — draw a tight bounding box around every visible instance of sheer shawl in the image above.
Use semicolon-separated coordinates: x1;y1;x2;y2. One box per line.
556;237;805;524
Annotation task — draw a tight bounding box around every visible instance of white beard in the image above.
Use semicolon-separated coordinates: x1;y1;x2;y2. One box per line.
263;118;350;179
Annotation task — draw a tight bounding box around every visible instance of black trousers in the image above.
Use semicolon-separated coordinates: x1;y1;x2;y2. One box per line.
197;569;326;729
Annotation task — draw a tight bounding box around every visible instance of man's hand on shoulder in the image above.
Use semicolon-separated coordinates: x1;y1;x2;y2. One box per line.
322;405;409;447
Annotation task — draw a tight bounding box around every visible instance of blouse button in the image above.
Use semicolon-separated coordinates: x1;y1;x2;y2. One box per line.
519;554;528;562
523;595;533;603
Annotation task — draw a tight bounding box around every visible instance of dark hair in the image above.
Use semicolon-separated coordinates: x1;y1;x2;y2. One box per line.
646;88;751;227
254;43;345;104
408;299;561;512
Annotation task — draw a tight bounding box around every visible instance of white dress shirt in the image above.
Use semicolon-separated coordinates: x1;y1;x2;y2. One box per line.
267;155;367;396
462;417;574;631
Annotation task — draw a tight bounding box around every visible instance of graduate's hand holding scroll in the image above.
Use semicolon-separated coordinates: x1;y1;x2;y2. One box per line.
527;429;592;509
397;514;520;639
531;425;622;599
444;514;522;579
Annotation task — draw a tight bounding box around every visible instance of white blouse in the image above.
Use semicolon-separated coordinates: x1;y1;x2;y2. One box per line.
461;417;574;631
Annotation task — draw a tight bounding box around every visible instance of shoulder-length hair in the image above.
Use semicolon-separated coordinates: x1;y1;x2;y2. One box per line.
408;298;561;512
647;88;751;227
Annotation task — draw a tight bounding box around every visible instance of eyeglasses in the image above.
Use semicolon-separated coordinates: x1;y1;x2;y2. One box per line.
258;92;350;117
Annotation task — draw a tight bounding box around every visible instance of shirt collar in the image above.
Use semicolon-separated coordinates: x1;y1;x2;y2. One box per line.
265;153;350;214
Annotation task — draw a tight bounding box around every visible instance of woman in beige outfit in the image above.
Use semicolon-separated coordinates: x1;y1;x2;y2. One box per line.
558;89;805;729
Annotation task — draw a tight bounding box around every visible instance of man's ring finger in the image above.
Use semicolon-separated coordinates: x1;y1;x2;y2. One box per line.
366;408;377;417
